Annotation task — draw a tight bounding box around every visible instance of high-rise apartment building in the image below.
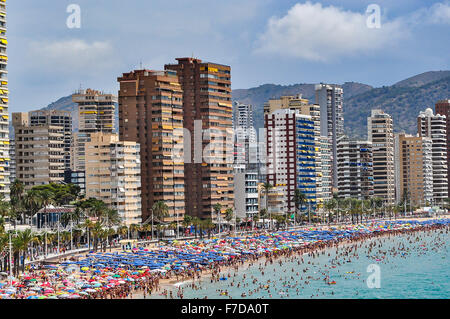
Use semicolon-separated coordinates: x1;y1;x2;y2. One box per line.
8;139;14;183
0;2;9;197
12;113;65;189
233;101;257;169
266;109;317;216
368;109;395;205
435;99;450;196
85;132;141;226
337;137;374;200
394;133;433;206
233;101;259;219
118;69;185;223
263;94;331;204
320;136;333;201
315;84;344;190
71;89;117;193
165;58;234;220
29;110;72;174
417;108;448;205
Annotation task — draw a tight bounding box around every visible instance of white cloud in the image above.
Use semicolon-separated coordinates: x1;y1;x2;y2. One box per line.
420;2;450;25
254;2;407;62
28;39;115;73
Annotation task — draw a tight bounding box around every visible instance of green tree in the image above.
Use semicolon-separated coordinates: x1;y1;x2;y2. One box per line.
294;189;307;226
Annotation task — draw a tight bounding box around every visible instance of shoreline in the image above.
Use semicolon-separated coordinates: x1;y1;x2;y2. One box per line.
2;217;448;299
136;219;450;299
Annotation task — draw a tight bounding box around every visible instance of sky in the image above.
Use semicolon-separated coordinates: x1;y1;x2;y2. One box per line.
6;0;450;112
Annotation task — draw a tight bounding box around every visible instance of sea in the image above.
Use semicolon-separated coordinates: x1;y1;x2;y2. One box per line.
151;228;450;299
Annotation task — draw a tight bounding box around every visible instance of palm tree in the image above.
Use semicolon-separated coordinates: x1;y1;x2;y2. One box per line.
130;224;140;240
0;200;10;219
10;179;25;223
90;222;104;251
213;203;222;234
203;218;214;239
15;229;34;272
261;183;273;229
23;189;46;226
225;208;233;232
117;225;128;240
152;201;169;223
259;208;268;229
80;219;94;250
182;215;193;235
294;189;307;226
191;217;200;239
324;199;337;224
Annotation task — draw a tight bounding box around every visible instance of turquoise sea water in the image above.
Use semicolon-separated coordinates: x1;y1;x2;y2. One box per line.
154;228;449;299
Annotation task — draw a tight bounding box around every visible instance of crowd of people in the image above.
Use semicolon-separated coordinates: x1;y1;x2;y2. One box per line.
0;218;448;299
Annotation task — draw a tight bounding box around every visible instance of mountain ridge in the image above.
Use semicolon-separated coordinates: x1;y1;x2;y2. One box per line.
36;70;450;138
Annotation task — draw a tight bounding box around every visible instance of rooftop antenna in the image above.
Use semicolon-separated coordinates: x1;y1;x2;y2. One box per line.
140;60;143;70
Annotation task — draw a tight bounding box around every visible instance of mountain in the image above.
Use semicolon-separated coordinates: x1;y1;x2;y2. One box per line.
39;94;118;132
232;71;450;138
38;71;449;138
344;75;450;138
393;71;450;88
232;82;373;134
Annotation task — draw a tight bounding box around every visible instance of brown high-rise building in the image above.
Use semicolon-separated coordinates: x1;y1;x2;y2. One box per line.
435;99;450;196
394;133;433;206
165;58;234;220
118;69;185;223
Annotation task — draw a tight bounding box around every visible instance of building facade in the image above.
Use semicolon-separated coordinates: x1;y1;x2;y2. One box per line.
85;132;142;226
337;137;374;200
435;99;450;196
263;95;330;205
118;69;185;223
315;84;344;190
71;89;117;193
394;133;433;206
233;101;258;170
367;109;395;205
417;108;448;205
165;58;234;220
266;109;317;217
29;110;72;174
12;113;65;189
234;170;259;219
0;3;9;197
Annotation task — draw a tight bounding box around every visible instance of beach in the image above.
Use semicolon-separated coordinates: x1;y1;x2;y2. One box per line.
1;216;449;299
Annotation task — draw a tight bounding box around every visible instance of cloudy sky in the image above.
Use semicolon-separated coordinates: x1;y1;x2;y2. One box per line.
7;0;450;112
